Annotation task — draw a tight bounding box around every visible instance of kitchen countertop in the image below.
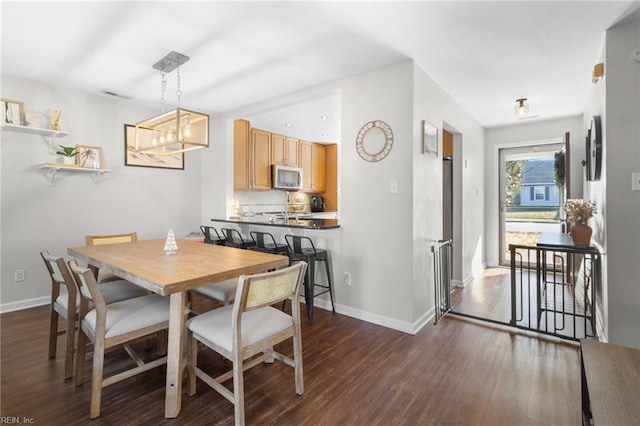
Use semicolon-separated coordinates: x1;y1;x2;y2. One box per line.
211;214;340;230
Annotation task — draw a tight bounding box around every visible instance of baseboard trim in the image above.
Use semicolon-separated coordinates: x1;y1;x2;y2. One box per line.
312;299;431;335
0;296;49;314
5;294;434;336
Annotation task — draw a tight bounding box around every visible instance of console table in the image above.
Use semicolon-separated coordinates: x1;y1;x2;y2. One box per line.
581;339;640;425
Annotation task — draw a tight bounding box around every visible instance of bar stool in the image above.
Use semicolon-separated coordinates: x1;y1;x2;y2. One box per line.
221;228;256;250
200;226;226;246
284;234;335;325
249;231;288;255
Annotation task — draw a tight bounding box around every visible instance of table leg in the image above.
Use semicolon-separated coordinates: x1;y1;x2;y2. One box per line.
165;291;186;418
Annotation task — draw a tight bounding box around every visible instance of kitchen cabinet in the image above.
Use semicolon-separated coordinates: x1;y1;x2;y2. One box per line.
234;120;271;190
271;134;298;166
299;141;325;192
251;128;272;190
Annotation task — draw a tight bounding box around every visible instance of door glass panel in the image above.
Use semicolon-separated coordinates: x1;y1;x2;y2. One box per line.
499;143;564;266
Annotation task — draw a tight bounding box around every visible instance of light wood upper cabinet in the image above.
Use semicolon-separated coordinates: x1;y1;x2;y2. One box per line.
234;120;271;191
312;143;326;192
299;141;325;193
286;137;299;166
299;141;313;191
272;134;298;166
324;144;338;211
234;119;250;190
251;128;272;190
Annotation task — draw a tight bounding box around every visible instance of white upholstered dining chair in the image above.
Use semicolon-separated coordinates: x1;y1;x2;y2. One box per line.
186;261;307;425
68;259;177;419
40;251;147;380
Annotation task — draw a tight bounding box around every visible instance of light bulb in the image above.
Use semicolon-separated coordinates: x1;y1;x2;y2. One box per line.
159;130;166;145
167;125;175;143
151;129;159;146
514;98;529;117
183;116;192;138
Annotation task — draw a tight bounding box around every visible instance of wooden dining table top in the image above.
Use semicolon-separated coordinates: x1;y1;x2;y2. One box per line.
68;238;289;296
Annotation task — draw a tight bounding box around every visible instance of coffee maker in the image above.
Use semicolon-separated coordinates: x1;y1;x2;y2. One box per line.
310;195;325;212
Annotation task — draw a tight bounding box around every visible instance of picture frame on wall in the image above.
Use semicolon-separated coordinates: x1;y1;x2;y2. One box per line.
423;120;438;157
1;98;24;125
76;144;105;169
124;124;184;170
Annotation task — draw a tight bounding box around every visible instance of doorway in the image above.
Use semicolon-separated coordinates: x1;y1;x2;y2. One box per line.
442;127;462;284
498;143;565;266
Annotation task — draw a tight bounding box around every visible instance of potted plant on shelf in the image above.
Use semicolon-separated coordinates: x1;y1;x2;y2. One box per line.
56;145;77;165
563;199;598;246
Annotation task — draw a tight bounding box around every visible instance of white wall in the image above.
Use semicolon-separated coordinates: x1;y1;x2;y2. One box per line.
584;18;640;348
1;76;203;311
412;63;485;319
484;116;585;266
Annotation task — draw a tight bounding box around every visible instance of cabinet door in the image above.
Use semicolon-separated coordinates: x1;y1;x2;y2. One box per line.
286;137;299;166
299;141;313;191
251;128;272;190
271;133;286;165
312;143;326;192
234;119;250;190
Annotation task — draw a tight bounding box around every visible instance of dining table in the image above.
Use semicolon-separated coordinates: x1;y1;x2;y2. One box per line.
68;238;289;418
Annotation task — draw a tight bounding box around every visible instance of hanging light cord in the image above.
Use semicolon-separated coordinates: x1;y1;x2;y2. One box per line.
160;71;167;113
176;67;182;107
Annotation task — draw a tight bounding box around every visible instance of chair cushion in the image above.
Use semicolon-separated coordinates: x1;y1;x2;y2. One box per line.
187;305;293;353
192;279;237;304
55;280;148;311
83;294;170;339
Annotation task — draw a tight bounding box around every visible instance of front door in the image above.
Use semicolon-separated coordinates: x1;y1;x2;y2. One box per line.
499;143;565;266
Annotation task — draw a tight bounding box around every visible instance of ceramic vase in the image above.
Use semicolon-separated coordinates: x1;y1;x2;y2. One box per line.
570;223;592;247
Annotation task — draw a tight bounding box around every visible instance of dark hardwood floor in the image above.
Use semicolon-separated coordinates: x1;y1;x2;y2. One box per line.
1;288;581;425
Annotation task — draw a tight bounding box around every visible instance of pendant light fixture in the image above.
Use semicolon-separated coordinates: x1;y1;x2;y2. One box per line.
514;98;529;118
134;51;209;156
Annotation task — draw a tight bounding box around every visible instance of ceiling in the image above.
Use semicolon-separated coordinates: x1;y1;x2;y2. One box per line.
2;1;638;142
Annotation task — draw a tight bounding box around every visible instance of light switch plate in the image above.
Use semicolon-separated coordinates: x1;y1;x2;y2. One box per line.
632;172;640;191
390;179;398;194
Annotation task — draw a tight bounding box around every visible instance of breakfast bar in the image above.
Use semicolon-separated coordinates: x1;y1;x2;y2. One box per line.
211;215;340;230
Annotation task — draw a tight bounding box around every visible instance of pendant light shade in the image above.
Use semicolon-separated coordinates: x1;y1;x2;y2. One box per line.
135;108;208;155
133;51;209;156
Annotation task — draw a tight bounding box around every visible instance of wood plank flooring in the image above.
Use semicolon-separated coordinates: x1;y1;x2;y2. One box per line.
1;290;581;425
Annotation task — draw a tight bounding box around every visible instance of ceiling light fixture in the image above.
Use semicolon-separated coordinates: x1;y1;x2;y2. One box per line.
514;98;529;118
134;51;209;156
320;115;328;120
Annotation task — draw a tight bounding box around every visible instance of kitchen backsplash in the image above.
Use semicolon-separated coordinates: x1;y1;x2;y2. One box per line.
232;190;311;216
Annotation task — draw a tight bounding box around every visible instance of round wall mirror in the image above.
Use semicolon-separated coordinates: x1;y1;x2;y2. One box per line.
355;120;393;162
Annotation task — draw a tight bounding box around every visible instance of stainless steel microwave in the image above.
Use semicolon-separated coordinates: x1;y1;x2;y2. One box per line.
272;165;303;190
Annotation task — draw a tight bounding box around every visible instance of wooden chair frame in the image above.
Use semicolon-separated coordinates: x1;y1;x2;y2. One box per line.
41;251;78;380
85;232;137;282
69;259;169;419
187;262;307;425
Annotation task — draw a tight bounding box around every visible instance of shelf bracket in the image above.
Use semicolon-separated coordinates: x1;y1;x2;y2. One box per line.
92;171;104;186
44;134;61;154
45;168;58;186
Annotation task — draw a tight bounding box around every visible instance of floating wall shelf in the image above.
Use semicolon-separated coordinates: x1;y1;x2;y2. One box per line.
40;164;111;187
1;123;69;152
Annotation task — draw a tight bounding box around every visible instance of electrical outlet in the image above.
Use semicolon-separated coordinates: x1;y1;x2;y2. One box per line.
14;269;26;282
344;272;352;286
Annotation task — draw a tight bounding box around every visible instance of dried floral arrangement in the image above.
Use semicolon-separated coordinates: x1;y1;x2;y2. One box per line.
564;199;598;225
